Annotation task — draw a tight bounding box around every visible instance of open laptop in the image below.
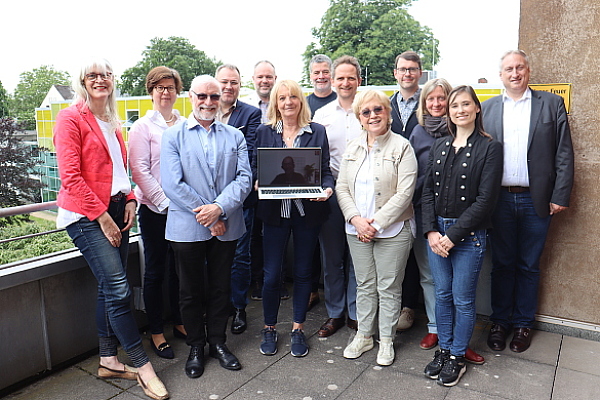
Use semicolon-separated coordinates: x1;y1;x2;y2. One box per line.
257;147;327;200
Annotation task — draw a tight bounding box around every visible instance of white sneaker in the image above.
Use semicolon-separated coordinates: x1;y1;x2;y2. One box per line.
343;332;374;359
396;307;415;331
377;337;395;366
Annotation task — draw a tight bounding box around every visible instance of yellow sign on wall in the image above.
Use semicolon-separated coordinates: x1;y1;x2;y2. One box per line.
530;83;572;114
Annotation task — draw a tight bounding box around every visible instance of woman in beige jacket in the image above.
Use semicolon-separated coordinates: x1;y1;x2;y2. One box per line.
337;90;417;366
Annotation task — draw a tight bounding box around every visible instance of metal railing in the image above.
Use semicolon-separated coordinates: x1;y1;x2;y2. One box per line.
0;201;60;245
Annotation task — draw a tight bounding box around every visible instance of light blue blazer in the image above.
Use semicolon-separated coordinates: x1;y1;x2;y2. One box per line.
161;116;252;242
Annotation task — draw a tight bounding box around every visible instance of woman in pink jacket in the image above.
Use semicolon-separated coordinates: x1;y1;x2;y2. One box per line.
54;58;168;400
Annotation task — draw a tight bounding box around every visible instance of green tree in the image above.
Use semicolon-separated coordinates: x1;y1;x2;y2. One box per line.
10;66;70;129
0;117;45;227
0;80;9;118
119;36;221;96
303;0;439;86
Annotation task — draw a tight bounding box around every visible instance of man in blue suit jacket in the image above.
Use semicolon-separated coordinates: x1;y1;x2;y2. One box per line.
161;75;251;379
481;50;574;354
215;64;262;335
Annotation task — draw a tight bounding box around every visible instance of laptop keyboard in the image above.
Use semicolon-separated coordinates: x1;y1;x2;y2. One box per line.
262;188;322;194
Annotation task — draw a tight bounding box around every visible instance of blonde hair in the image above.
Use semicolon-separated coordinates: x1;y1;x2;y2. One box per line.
72;58;120;132
352;90;392;129
416;78;452;125
266;80;311;128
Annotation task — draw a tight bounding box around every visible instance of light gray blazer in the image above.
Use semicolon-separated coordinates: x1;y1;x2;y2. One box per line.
161;117;251;242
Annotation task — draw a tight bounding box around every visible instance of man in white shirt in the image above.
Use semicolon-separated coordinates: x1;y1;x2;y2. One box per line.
313;55;362;337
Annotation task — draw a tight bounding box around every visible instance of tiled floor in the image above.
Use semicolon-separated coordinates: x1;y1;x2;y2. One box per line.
5;289;600;400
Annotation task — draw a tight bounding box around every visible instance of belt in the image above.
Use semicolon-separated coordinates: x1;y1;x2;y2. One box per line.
503;186;529;193
110;192;126;202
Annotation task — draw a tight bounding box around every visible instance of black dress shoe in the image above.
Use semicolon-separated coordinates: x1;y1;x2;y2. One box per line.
185;346;204;378
487;324;508;351
173;326;187;340
209;343;241;370
231;308;247;334
510;327;532;353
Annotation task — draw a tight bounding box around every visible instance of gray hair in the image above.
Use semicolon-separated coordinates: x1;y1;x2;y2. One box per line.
309;54;333;71
499;50;530;70
190;75;222;92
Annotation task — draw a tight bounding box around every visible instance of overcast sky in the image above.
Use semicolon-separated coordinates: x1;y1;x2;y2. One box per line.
1;0;519;94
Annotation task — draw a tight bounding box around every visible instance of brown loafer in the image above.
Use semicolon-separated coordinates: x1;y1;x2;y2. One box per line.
137;374;169;400
98;364;138;381
487;324;508;351
318;317;345;337
307;291;320;311
510;327;532;353
465;348;485;364
346;317;358;331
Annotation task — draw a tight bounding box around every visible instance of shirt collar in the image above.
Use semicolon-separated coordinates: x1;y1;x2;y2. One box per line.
502;88;532;103
275;120;313;135
398;88;421;103
187;113;217;131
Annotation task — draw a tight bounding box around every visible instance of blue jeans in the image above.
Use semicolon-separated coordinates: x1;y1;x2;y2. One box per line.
319;193;357;320
231;207;254;309
138;204;182;334
490;191;551;329
66;199;148;367
428;217;487;356
262;209;321;326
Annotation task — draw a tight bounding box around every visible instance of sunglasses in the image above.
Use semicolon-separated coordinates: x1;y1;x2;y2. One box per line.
360;106;384;118
190;90;221;101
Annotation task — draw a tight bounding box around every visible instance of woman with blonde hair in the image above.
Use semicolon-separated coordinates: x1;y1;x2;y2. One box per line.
54;58;168;400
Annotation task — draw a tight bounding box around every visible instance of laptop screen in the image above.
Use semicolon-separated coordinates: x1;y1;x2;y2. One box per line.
257;147;322;188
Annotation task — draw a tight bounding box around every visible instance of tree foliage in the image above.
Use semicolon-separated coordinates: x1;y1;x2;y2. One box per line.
0;117;45;227
303;0;439;86
119;37;222;96
10;66;70;129
0;81;9;118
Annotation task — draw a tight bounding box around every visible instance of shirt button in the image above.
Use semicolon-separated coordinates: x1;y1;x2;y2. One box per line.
441;151;446;156
445;141;450;146
461;175;467;179
435;192;439;196
468;143;473;147
461;197;466;201
462;163;468;167
466;153;471;157
435;171;440;176
470;232;475;235
460;185;466;190
437;160;441;164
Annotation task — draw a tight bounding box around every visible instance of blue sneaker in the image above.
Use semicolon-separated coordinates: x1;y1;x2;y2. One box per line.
290;329;308;357
260;327;278;355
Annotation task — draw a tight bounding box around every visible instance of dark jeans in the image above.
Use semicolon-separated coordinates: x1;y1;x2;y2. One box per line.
138;204;182;334
262;209;321;326
428;217;487;357
490;191;552;329
171;238;237;347
66;198;148;367
231;207;254;309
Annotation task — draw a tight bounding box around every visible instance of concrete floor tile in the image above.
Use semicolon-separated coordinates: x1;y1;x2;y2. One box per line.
558;335;600;376
551;367;600;400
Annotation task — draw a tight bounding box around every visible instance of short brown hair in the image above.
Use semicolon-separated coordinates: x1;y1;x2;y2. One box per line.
145;66;183;95
332;55;361;80
395;51;422;70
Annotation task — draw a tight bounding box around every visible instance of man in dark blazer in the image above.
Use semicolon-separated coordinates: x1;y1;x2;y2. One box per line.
390;51;423;333
482;50;574;354
215;64;261;335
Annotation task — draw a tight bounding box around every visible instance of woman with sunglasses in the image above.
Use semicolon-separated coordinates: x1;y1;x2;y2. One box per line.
422;85;502;387
54;58;168;399
129;66;187;360
337;90;417;366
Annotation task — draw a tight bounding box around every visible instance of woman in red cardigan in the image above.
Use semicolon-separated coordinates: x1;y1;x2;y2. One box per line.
54;58;168;400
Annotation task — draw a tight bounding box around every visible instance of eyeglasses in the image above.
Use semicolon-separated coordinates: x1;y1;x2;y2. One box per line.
155;85;176;93
360;106;384;118
85;72;113;81
190;90;221;101
395;67;420;75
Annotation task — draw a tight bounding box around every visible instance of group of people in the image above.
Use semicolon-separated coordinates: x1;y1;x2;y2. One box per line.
53;48;573;399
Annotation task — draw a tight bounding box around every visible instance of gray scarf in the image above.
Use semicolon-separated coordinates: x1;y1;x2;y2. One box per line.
423;115;448;138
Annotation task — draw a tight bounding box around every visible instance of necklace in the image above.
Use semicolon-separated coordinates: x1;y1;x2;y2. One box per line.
165;114;176;123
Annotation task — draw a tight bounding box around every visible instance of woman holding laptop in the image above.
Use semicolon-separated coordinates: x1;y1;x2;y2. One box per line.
252;80;333;358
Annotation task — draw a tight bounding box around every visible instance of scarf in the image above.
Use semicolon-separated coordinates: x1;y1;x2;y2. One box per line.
423;115;448;138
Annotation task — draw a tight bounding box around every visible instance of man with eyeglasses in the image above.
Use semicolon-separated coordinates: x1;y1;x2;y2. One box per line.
312;55;362;338
161;75;252;379
390;50;424;334
307;54;338;117
215;64;261;336
482;50;573;354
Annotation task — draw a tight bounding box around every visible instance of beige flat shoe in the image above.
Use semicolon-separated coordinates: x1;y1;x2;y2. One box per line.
98;364;138;380
137;375;169;400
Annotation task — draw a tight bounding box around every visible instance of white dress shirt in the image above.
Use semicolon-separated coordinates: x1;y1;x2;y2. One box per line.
502;89;531;187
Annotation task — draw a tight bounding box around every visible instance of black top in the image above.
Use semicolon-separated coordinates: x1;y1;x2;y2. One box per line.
421;132;503;244
307;92;337;118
